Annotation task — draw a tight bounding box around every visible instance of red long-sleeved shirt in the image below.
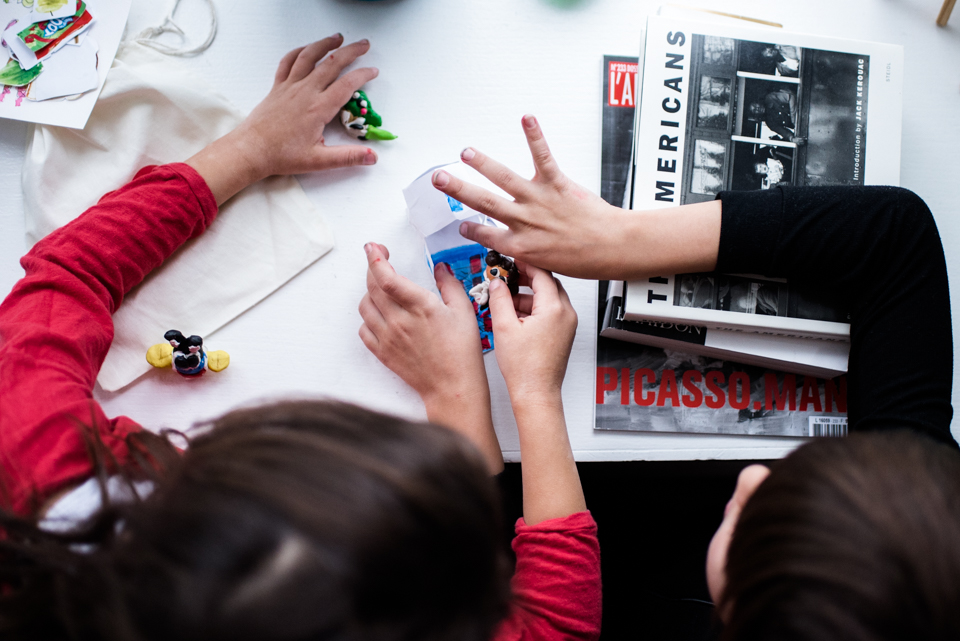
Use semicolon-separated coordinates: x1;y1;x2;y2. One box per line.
0;163;601;640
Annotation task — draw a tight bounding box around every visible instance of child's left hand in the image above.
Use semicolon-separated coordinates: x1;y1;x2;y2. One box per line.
359;243;503;473
187;34;381;205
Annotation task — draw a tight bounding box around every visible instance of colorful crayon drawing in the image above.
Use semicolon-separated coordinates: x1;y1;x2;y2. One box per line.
431;243;496;352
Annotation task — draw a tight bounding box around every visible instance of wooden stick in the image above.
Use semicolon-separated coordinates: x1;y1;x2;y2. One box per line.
662;3;784;28
938;0;956;27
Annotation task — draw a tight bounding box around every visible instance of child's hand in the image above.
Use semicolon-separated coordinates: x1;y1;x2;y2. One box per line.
430;115;626;280
236;35;379;177
359;243;503;473
488;262;585;525
487;262;578;403
187;34;380;204
431;115;722;281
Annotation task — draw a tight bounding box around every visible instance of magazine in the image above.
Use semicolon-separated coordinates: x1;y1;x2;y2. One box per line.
595;50;849;437
622;15;902;338
602;281;849;379
597;55;849;379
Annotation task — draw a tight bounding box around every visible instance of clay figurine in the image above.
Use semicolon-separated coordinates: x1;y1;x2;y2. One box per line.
340;90;397;141
468;250;520;308
146;330;230;377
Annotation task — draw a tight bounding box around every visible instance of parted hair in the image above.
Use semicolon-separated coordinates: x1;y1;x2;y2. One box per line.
0;401;512;641
721;431;960;641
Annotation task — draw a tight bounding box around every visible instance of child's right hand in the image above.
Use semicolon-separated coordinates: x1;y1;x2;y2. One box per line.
487;262;578;404
359;243;504;474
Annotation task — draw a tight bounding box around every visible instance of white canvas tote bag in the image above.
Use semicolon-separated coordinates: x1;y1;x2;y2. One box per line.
22;41;335;391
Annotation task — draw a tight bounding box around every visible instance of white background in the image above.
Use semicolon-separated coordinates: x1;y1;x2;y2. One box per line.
1;0;958;460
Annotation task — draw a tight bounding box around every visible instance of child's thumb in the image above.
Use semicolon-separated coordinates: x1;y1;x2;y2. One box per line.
488;278;517;331
434;263;471;311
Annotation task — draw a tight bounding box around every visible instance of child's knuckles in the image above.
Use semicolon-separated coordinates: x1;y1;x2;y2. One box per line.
474;193;499;215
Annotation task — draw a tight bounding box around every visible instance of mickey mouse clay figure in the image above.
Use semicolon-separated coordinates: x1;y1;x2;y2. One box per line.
469;251;520;308
146;330;230;378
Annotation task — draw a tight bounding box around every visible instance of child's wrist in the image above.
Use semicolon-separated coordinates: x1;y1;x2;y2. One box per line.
509;387;564;420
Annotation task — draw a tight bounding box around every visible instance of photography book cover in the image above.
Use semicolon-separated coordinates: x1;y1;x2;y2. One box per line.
595;35;859;437
622;15;902;338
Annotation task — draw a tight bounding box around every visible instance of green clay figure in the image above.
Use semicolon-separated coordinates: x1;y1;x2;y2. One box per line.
340;90;397;141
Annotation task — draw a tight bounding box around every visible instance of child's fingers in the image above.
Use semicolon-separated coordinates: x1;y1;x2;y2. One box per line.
274;45;307;85
555;278;573;309
432;170;524;227
459;147;534;202
513;292;534;316
288;35;345;83
524;264;561;306
458;221;513;255
365;244;425;309
358;323;380;355
315;144;378;171
321;67;380;119
358;293;388;334
310;39;372;90
521;114;562;183
488;278;519;332
434;263;472;313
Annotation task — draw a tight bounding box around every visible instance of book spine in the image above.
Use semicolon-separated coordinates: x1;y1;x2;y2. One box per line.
623;274;850;341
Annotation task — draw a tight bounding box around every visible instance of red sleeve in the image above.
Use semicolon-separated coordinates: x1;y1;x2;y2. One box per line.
0;163;218;515
492;511;602;641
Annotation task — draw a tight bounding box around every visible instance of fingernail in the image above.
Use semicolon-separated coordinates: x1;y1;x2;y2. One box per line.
459;222;470;237
360;38;369;45
363;243;373;255
433;170;450;188
522;114;537;129
363;150;377;165
490;278;503;291
334;32;343;39
461;147;476;162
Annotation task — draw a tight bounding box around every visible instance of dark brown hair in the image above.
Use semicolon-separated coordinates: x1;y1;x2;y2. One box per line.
0;401;511;641
721;431;960;641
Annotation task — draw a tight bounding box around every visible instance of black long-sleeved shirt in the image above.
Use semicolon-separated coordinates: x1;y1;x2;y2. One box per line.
718;187;955;446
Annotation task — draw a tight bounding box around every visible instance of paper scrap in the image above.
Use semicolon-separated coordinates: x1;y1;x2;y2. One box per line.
0;56;41;85
27;35;96;101
13;1;93;69
26;0;78;25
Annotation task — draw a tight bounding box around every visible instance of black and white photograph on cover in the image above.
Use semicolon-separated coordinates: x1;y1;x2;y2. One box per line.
681;34;869;204
674;273;849;323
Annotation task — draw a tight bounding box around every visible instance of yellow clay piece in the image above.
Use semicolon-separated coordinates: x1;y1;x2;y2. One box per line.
146;342;174;368
206;350;230;372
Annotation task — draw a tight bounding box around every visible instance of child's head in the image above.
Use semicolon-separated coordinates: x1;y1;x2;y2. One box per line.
1;401;511;641
707;432;960;640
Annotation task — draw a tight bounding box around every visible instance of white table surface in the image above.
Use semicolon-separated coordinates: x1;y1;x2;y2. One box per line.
1;0;958;461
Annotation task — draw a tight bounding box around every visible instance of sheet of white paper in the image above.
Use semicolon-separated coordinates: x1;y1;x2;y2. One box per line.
424;216;485;256
403;161;510;237
27;36;97;101
0;0;130;128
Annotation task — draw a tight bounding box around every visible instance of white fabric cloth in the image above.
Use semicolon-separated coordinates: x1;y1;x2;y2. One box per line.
22;41;335;392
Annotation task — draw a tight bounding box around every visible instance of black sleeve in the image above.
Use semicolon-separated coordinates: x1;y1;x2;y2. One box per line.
716;186;955;447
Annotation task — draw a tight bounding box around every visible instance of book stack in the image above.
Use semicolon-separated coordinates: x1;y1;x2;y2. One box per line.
594;12;902;437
